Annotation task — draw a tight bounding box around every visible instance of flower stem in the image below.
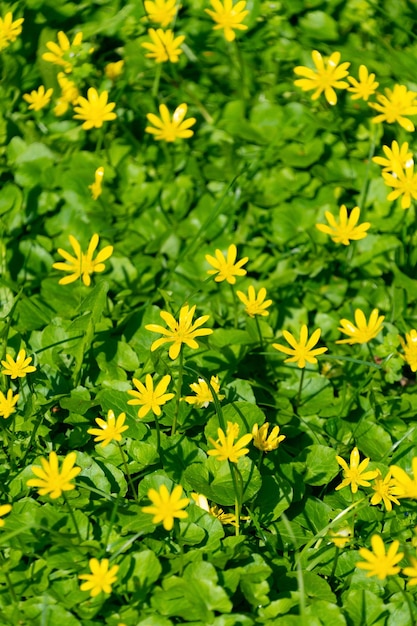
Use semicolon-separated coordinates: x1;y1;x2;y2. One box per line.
367;342;376;364
172;348;184;436
62;492;82;542
154;414;161;457
116;441;138;503
152;63;162;100
255;315;264;350
296;368;305;408
230;463;243;536
392;575;415;624
230;284;238;329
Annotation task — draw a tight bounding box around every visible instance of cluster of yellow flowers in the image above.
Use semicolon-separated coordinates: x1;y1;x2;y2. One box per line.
294;50;417;211
333;447;417;583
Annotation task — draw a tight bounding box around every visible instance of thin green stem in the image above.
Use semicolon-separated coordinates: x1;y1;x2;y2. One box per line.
172;348;184;436
257;449;264;472
116;441;138;503
62;492;82;543
254;315;264;350
367;342;376;364
230;284;238;329
152;63;162;99
281;512;306;620
154;414;161;456
101;490;122;556
329;546;340;580
392;576;415;624
296;368;305;408
230;464;243;536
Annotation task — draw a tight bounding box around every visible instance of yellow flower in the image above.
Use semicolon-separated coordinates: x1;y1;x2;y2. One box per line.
146;103;196;142
356;535;403;580
205;244;248;285
369;84;417;132
104;60;124;81
89;166;104;200
370;470;400;512
1;349;36;379
145;304;213;360
316;205;370;246
143;484;189;530
208;421;252;463
293;50;350;106
335;446;379;494
127;374;175;418
0;504;12;527
205;0;249;42
142;28;185;63
273;324;327;369
54;72;79;116
347;65;378;101
236;286;272;317
336;308;384;345
145;0;177;27
328;527;352;549
27;451;81;499
0;390;19;419
87;410;129;447
0;12;24;51
252;423;285;453
390;457;417;498
42;31;84;73
79;558;119;597
23;85;53;112
399;329;417;372
73;88;117;130
52;233;113;286
372;140;413;174
191;493;239;526
403;556;417;586
382;164;417;210
185;375;224;408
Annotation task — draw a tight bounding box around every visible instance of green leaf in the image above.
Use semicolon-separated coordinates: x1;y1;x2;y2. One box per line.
297;445;339;486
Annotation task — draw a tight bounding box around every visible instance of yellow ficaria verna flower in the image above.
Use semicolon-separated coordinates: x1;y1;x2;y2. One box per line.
315;205;370;245
403;556;417;586
87;410;129;447
0;12;24;51
54;72;79;116
0;504;12;527
191;493;239;526
143;484;189;531
42;31;84;73
89;166;104;200
146;304;213;360
370;470;400;512
141;28;185;63
347;65;378;101
335;447;378;494
27;451;81;499
1;349;36;379
336;308;384;345
0;390;19;419
399;329;417;372
390;457;417;499
53;233;113;286
293;50;350;106
127;374;175;418
73;88;117;130
236;286;272;317
145;103;196;142
205;0;249;42
252;423;285;453
145;0;177;27
273;325;328;369
382;163;417;210
185;375;224;408
23;86;53;111
369;84;417;132
104;60;124;81
79;558;119;597
356;535;403;580
206;244;249;285
372;140;413;173
208;421;253;463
